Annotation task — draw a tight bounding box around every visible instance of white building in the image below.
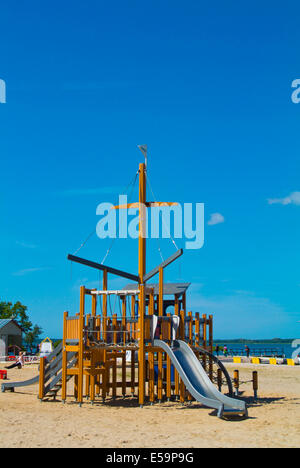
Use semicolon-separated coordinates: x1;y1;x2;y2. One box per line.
0;319;23;357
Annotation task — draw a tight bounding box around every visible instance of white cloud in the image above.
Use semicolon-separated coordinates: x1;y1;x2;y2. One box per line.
207;213;225;226
16;241;37;249
267;191;300;206
12;267;49;277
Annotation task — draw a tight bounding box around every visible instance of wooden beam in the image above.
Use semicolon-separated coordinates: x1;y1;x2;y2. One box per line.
90;289;140;295
111;201;178;210
143;249;183;283
67;254;139;282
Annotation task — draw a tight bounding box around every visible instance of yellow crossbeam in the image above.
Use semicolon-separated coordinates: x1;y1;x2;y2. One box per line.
111;202;178;210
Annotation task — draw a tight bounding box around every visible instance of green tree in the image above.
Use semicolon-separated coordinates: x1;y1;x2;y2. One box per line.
24;325;43;349
0;301;32;333
0;300;43;347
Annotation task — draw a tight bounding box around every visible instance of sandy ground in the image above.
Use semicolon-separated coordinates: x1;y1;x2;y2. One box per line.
0;362;299;448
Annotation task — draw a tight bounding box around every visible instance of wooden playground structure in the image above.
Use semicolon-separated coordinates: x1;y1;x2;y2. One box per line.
38;155;235;408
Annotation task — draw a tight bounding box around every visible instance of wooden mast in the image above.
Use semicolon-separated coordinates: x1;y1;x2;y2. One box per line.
138;162;146;406
138;162;147;282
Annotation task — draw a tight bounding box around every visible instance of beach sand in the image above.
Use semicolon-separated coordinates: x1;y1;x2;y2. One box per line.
0;362;299;448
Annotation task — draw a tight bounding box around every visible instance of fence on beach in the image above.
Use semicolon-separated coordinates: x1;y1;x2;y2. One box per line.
226;347;286;358
0;355;39;364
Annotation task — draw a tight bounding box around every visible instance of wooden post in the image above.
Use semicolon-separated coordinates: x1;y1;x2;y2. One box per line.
122;351;126;397
157;268;164;402
90;352;95;404
233;369;239;397
77;286;85;406
138;284;146;407
130;296;136;395
179;309;185;403
112;314;117;345
138;162;146;283
217;368;222;392
102;360;108;401
122;297;127;346
131;295;136;340
61;311;68;402
188;311;192;344
253;371;258;399
74;375;78;401
137;164;146;408
85;374;90;400
38;356;45;400
95;318;101;397
182;292;186;314
159;267;164;317
103;270;107;343
209;315;213;353
187;313;193;401
195;313;200;348
166;313;172;401
149;351;155;404
174;296;180;399
91;293;97;317
180;309;185;340
203;314;207;371
121;297;127;398
209;315;213;381
112;355;117;399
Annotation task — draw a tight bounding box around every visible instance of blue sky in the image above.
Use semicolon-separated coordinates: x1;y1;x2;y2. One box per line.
0;1;300;339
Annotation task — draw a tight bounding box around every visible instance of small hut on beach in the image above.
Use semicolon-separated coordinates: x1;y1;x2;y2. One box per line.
0;320;23;358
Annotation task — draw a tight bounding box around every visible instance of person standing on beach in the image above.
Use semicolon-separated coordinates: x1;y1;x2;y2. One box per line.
245;346;250;358
215;345;220;356
223;345;228;357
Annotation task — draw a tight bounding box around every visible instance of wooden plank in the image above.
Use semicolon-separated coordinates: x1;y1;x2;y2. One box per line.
108;381;139;388
67;254;139;282
67;368;79;376
65;345;79;352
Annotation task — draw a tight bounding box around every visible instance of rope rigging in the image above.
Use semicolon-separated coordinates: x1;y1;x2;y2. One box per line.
145;172;179;252
72;170;139;258
100;170;139;265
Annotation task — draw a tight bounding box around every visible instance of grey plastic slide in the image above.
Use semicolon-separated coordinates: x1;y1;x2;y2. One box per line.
154;339;247;418
1;342;63;393
1;373;39;392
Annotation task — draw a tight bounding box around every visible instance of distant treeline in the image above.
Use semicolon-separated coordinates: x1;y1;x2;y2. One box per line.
214;338;294;344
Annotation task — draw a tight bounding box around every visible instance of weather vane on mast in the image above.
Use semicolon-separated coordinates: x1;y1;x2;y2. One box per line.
138;144;148;170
